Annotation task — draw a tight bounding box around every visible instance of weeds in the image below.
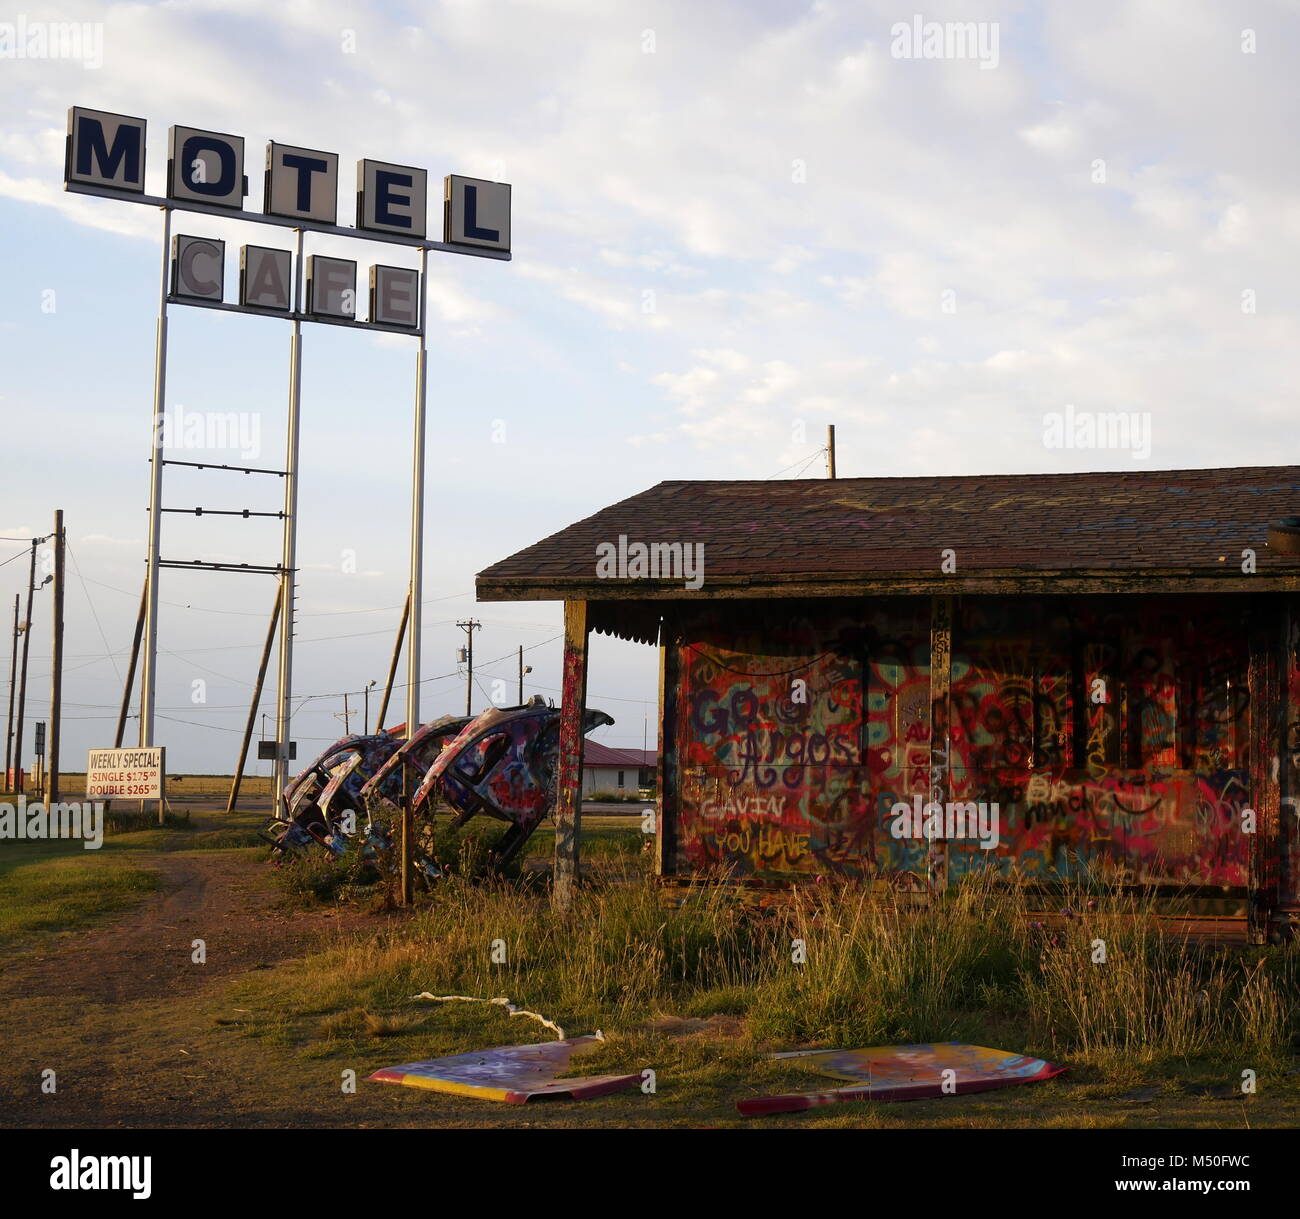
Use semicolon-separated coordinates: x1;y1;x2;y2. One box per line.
104;809;191;835
252;853;1300;1068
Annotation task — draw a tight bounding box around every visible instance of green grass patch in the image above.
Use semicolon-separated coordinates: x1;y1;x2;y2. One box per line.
104;809;192;836
0;840;161;950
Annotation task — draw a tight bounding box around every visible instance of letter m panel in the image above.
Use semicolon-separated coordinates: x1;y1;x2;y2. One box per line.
66;107;147;193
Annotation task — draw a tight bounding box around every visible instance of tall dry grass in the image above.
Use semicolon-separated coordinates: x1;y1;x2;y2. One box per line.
268;856;1299;1066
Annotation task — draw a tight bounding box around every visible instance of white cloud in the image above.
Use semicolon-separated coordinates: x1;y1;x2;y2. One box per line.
7;0;1300;769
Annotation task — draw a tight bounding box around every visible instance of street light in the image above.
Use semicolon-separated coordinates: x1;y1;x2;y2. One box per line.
518;648;533;704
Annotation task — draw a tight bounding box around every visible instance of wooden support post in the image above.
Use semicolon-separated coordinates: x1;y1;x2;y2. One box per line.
1281;598;1300;926
226;586;282;814
400;771;414;907
13;539;37;793
5;594;17;784
1247;600;1282;944
375;591;410;733
115;579;148;749
654;634;675;877
553;600;590;911
928;595;953;893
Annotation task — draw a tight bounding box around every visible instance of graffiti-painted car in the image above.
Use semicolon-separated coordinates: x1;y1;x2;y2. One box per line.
263;732;404;856
265;700;613;872
360;714;473;819
428;698;614;867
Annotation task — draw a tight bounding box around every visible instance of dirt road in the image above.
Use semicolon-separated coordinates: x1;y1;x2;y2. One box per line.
0;845;381;1127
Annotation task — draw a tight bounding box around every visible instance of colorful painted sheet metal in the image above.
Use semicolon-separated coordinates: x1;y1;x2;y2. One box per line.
367;1036;640;1104
738;1042;1066;1116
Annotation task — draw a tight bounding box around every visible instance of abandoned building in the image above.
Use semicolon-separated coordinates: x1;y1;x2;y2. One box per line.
477;466;1300;942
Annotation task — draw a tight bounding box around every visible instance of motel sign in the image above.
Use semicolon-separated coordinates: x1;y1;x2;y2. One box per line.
65;106;510;249
66;106;509;330
63;104;511;826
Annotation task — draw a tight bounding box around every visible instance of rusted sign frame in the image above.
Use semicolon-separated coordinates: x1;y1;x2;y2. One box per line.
655;626;677;877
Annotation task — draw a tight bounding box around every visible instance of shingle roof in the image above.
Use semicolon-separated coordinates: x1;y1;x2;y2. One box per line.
477;466;1300;601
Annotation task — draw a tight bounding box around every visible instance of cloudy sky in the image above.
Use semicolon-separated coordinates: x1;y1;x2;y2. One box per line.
2;0;1297;772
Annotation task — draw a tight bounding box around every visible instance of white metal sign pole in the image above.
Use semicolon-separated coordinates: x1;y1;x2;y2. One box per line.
406;245;429;740
140;205;171;770
273;227;306;808
399;246;428;905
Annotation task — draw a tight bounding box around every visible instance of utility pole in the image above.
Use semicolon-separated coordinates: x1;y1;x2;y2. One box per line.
457;619;481;716
364;679;376;735
334;691;353;736
826;424;837;479
13;538;39;794
48;510;65;805
5;594;17;785
518;645;532;705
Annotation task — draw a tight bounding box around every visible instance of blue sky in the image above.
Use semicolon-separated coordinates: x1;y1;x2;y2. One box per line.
2;0;1297;771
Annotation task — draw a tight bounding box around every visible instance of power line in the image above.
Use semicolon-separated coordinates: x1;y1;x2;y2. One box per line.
765;447;829;480
23;634;567;716
66;543;122;685
79;574;477;618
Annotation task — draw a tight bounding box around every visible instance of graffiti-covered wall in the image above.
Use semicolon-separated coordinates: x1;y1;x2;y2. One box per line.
665;594;1298;912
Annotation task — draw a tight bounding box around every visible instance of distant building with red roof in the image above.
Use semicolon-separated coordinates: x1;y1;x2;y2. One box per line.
582;740;657;797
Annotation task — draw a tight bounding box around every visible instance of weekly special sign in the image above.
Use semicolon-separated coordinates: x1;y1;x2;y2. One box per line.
86;747;165;799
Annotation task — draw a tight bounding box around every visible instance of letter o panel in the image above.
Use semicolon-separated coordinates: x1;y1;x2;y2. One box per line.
168;125;246;208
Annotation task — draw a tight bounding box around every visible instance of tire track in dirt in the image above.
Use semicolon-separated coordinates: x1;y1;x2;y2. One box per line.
0;851;328;1005
0;847;379;1126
